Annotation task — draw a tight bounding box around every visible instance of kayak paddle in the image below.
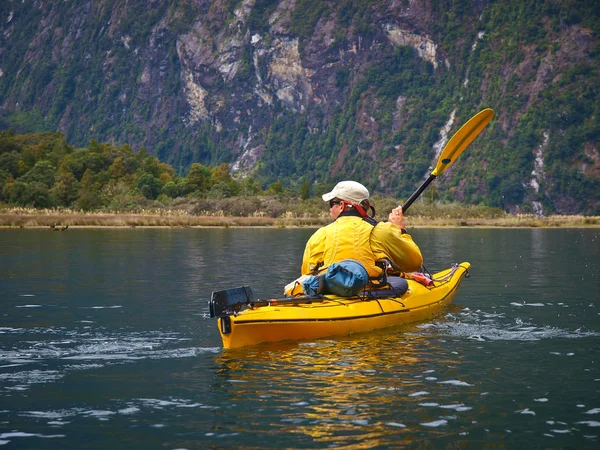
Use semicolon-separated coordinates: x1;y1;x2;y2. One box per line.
402;108;495;212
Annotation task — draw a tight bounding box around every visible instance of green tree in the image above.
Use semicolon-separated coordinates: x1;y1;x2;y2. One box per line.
2;176;22;204
76;169;101;210
267;180;283;194
157;162;175;184
426;184;439;205
211;162;233;184
21;182;54;208
47;135;72;167
0;131;21;155
136;173;162;200
109;156;128;179
52;164;79;206
240;177;261;196
101;180;135;210
0;152;20;177
63;150;105;180
187;163;212;192
88;139;102;154
19;160;56;187
206;163;240;197
300;180;311;200
207;181;232;199
161;181;182;198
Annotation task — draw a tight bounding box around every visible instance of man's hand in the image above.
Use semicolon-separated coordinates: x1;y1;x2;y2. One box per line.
388;206;406;230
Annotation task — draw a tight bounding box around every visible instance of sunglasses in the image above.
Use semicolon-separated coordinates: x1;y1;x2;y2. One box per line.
329;199;341;208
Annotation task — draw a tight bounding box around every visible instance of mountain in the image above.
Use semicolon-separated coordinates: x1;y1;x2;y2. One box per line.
0;0;598;214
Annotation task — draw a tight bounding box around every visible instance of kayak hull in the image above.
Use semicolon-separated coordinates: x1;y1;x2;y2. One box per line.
217;262;470;349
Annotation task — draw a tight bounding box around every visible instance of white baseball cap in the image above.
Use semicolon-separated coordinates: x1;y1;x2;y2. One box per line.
322;181;370;204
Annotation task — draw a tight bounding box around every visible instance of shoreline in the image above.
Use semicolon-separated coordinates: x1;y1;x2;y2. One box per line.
1;211;599;229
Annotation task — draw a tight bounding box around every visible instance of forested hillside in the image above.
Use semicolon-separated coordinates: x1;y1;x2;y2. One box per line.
0;130;266;211
0;0;598;214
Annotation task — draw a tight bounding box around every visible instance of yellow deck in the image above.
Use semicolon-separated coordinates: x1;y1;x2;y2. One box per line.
218;262;470;349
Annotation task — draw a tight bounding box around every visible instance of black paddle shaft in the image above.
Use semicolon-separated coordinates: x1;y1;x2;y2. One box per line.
402;174;436;213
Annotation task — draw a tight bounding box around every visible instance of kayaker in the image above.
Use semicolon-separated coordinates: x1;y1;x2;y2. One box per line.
301;180;423;281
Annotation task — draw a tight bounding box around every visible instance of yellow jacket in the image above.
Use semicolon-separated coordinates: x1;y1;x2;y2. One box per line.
301;214;423;278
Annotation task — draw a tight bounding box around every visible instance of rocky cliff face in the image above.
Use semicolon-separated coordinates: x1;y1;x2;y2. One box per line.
0;0;598;214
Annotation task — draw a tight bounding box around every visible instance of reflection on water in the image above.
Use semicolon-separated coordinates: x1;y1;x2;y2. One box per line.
214;329;479;448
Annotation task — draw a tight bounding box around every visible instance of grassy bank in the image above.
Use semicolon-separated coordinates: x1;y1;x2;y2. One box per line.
0;210;326;228
1;206;598;229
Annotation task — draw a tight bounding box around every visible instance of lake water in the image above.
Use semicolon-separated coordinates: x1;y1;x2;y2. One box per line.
1;227;599;449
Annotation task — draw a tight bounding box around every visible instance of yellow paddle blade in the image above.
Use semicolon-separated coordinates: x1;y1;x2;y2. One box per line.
432;108;495;177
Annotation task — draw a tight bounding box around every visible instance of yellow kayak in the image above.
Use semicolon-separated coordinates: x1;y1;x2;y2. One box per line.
209;262;470;349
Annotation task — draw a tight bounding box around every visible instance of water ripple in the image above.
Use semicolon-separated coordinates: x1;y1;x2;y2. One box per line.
0;328;219;392
415;308;600;341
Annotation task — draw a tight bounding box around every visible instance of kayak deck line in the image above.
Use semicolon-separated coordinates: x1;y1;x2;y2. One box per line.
232;308;410;325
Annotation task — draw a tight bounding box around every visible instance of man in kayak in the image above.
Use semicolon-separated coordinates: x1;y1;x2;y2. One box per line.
301;180;423;280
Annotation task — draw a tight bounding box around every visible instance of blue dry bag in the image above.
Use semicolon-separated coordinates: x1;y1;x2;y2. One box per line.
302;259;369;297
